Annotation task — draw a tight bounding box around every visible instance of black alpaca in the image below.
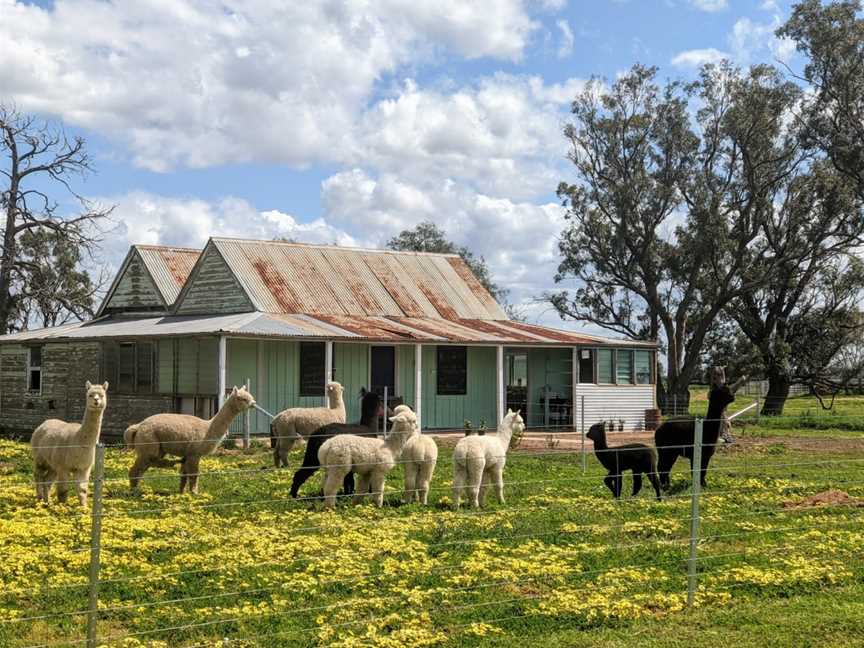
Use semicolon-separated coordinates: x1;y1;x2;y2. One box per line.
289;389;383;498
586;423;661;501
654;385;735;489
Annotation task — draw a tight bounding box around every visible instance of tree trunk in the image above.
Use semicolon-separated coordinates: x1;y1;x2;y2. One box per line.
660;380;691;416
761;368;791;416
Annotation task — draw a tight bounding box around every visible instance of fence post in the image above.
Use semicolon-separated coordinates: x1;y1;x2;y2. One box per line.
687;418;704;608
86;444;106;648
243;378;251;449
581;395;586;473
755;397;761;424
383;386;388;436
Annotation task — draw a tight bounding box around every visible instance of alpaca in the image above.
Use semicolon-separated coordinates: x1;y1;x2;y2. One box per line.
586;422;661;501
317;409;415;508
289;389;383;498
654;384;735;489
393;405;438;505
452;409;525;509
271;381;346;468
31;381;109;506
125;386;256;494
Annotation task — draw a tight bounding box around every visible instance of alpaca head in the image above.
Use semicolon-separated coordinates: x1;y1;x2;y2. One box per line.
708;384;735;414
229;385;256;411
359;388;383;421
84;381;109;412
392;404;416;421
326;381;344;402
503;408;525;439
585;422;605;443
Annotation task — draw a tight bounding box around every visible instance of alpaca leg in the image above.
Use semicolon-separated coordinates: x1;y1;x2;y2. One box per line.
700;450;714;488
290;439;322;498
343;472;356;496
603;474;617;498
648;471;662;501
55;471;70;504
277;444;290;470
34;463;54;503
74;469;90;507
179;457;191;494
493;464;505;505
187;457;202;494
323;468;348;508
452;467;465;508
478;471;488;507
354;473;370;504
369;473;386;507
656;450;674;489
632;473;643;497
403;465;417;504
418;460;435;505
129;455;151;493
466;460;483;508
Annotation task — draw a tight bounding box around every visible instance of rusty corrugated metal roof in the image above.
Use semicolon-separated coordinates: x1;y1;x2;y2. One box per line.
135;245;201;305
0;313;657;347
208;238;508;320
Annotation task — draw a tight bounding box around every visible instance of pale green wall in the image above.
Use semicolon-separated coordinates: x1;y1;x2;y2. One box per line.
333;342;370;422
397;345;416;410
421;345;496;430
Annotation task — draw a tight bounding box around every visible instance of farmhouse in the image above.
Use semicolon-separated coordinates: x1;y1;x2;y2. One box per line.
0;238;658;438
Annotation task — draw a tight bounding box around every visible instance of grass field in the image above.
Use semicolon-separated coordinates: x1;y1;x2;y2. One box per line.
1;394;863;647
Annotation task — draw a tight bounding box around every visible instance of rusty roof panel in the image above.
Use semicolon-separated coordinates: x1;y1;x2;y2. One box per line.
446;256;507;319
134;245;200;305
374;253;438;317
328;249;400;315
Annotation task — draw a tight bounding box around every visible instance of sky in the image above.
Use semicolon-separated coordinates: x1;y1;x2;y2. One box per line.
0;0;800;333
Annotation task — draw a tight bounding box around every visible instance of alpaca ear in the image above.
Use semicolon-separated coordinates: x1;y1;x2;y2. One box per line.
231;386;238;395
515;409;521;416
102;381;109;391
507;408;513;414
85;381;92;390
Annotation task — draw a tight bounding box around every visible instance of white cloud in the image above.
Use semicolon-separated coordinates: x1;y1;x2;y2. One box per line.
556;19;575;58
671;47;728;68
0;0;543;171
729;16;796;64
350;74;586;200
689;0;728;11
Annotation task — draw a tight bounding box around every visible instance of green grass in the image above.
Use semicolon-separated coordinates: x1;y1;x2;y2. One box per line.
1;423;863;647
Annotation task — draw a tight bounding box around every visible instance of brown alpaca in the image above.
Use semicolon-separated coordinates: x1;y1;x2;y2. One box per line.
125;386;255;494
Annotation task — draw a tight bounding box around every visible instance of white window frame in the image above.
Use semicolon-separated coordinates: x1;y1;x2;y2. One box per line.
27;346;43;395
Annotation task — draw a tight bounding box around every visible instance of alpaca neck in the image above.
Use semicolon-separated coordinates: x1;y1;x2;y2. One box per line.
77;406;105;445
495;420;514;450
207;397;244;440
591;432;608;452
360;411;380;431
385;427;410;455
329;392;345;418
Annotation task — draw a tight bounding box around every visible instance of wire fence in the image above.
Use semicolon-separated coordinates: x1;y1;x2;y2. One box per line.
1;405;863;647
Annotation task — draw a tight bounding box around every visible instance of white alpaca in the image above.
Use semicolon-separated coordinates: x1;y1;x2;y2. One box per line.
31;381;109;506
317;409;415;508
271;382;346;467
452;409;525;508
125;386;256;494
392;405;438;505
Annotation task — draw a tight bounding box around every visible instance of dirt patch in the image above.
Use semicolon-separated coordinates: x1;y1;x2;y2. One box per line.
783;490;864;509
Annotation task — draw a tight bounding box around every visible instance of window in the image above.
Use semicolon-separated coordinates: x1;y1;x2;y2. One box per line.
437;346;467;395
597;349;614;383
616;350;634;384
507;352;528;387
28;346;43;393
578;348;594;384
635;351;653;384
103;341;155;393
299;342;325;397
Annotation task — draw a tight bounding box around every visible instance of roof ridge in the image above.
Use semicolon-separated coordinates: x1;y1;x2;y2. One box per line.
134;244;202;252
209;236;462;259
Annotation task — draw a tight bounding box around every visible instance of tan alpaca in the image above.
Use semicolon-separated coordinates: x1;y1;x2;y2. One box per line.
125;386;256;494
31;381;109;506
271;381;346;468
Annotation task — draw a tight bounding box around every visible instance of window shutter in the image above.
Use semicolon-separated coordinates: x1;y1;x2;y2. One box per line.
137;342;154;393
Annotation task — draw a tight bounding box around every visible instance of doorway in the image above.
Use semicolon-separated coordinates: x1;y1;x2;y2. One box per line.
505;350;528;421
370;346;396;399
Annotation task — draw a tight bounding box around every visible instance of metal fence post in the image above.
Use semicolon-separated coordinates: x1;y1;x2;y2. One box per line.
687;418;704;607
86;444;106;648
242;378;251;449
581;395;586;473
383;386;388;437
755;397;761;423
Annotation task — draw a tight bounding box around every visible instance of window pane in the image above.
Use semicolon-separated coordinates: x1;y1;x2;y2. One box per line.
635;351;652;384
437;346;467;395
29;346;42;368
137;342;154;392
507;353;527;387
29;369;41;392
616;350;634;384
118;343;136;392
597;349;613;383
578;349;594;384
299;342;325;397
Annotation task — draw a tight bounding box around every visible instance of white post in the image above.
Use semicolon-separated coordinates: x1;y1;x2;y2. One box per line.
217;336;227;408
383;385;388;437
86;444;106;648
581;395;586;473
687;417;704;607
496;345;505;423
324;340;333;396
243;378;251;450
414;344;423;431
571;347;578;431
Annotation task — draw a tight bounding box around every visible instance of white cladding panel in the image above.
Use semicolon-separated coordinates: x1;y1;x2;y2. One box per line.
574;384;655;432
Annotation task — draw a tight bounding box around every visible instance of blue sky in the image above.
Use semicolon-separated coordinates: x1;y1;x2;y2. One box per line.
1;0;796;330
